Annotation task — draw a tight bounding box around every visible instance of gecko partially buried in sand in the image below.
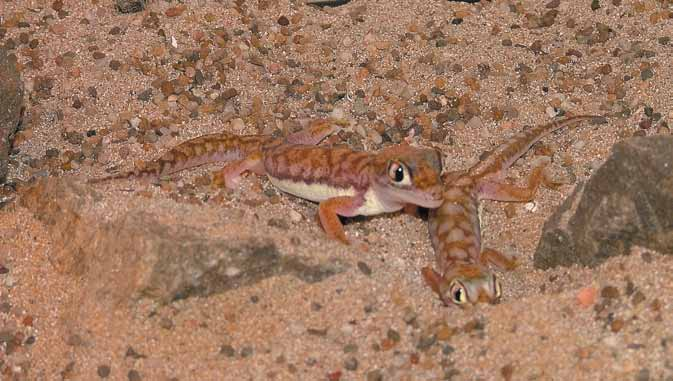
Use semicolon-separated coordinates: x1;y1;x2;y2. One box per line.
422;115;604;306
91;120;444;244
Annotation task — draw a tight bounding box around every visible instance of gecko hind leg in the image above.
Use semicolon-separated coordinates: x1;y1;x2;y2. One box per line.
284;120;341;145
478;164;548;202
481;248;518;271
212;151;265;190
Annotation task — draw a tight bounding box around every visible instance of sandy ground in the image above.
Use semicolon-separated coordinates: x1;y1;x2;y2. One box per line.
1;0;672;380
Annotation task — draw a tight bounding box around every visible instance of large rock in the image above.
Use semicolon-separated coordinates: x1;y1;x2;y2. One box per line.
0;48;24;184
18;178;345;305
534;136;673;269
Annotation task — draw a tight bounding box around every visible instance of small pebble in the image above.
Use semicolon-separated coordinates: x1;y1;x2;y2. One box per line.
640;68;654;81
240;346;254;358
116;0;145;13
357;261;372;276
344;357;358;371
632;291;646;306
220;344;236;357
127;370;141;381
97;365;111;378
601;285;620;299
277;16;289;26
402;307;417;324
577;286;598;307
386;329;401;342
416;334;437;351
366;370;383;381
611;318;625;333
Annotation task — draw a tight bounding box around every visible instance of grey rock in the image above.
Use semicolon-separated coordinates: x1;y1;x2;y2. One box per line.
534;136;673;269
0;48;24;183
19;178;346;305
116;0;145;13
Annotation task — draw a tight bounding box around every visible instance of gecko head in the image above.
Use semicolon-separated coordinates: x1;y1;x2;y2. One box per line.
371;145;443;209
422;264;502;307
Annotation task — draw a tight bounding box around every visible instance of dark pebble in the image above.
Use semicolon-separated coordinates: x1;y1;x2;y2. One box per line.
221;88;238;100
72;97;83;109
641;68;654;81
97;365;111;378
307;328;327;337
86;129;97;137
344;357;358;371
125;346;146;359
343;343;358;353
632;291;646;306
427;100;442;111
109;60;122;71
366;370;383;381
116;0;145;13
109;26;122;35
220;344;236;357
357;261;372;276
386;329;401;342
127;370;141;381
625;279;635;296
240;346;254;358
601;285;620;299
45;148;60;158
137;89;153;102
87;86;98;99
641;251;653;263
659;36;670;45
0;264;9;274
442;344;455;355
416;334;437;351
277;16;289;26
591;0;600;10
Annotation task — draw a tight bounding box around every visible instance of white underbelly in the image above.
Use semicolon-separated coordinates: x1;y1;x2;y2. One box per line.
268;176;356;203
353;188;401;216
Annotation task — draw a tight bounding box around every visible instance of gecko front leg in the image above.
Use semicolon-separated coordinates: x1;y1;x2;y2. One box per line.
212;151;265;190
317;195;364;244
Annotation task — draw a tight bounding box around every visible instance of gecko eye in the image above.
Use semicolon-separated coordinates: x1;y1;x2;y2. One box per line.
387;161;411;186
493;275;502;300
448;281;467;305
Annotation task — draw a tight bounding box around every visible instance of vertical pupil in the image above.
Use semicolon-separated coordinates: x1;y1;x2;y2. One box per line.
454;289;462;301
395;166;404;181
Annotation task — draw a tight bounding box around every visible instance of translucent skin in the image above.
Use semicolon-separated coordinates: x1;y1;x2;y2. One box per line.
424;115;603;307
90;120;444;244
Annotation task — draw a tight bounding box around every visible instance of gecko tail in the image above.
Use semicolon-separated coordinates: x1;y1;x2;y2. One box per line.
87;167;162;184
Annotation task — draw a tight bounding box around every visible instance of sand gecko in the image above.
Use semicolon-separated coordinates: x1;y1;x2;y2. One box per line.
422;115;603;306
91;120;444;243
